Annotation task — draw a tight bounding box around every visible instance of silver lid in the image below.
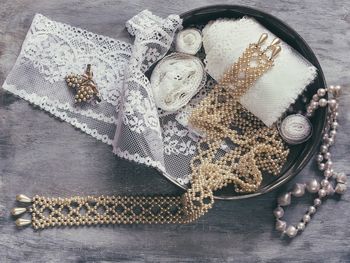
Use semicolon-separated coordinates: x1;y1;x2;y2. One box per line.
278;114;312;145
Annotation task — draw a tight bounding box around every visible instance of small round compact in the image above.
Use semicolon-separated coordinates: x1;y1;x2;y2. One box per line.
278;114;313;145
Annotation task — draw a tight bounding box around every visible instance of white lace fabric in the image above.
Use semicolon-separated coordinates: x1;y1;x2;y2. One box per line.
3;13;133;144
150;53;206;112
1;13;318;188
202;18;318;127
2;10;197;186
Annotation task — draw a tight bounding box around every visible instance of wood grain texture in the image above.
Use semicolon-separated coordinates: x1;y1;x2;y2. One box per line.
0;0;349;262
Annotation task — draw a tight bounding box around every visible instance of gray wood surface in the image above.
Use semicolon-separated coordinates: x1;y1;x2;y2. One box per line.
0;0;349;262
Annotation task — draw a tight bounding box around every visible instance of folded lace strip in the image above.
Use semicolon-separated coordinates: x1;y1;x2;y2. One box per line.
2;13;132;145
2;10;201;186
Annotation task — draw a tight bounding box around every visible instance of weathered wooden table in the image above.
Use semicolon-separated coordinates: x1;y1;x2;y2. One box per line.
0;0;349;262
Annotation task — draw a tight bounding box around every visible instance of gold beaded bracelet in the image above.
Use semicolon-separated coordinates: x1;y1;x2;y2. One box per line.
12;33;288;229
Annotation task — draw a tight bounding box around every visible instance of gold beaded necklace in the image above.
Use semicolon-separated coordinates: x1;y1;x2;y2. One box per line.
13;34;289;229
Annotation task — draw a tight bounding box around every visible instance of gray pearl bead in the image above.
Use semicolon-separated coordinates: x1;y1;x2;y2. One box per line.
316;154;323;162
335;183;347;194
303;214;311;223
336;173;347;184
278;192;291;206
307;179;320;193
324;169;332;178
273;207;284;218
292;183;306;197
328;99;337;109
318;189;327;198
330;130;337;137
275;220;287;232
308;206;316;215
332;122;339;129
321;179;329;187
324;152;331;160
311;101;318;108
314;198;322;207
333;85;341;97
325;184;335;196
312;94;319;101
325;161;333;170
320;145;328;153
319;163;325;171
318;98;327;107
297;222;305;231
286;225;298;238
317;88;326;97
324;138;331;145
328;138;334;145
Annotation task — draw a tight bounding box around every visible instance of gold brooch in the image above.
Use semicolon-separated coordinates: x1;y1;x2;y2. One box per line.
65;64;101;104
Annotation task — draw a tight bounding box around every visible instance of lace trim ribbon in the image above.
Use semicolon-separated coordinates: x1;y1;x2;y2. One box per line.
2;11;202;186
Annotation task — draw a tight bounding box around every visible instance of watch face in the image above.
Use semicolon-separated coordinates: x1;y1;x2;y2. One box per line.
279;114;313;145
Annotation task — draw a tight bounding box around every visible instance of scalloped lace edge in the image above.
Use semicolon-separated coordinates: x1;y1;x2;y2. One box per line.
2;82;114;145
3;82;190;187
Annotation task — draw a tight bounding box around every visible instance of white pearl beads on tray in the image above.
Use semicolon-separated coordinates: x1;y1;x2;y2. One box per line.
274;85;347;238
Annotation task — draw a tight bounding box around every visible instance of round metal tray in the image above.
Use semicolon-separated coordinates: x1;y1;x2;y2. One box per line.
162;5;327;200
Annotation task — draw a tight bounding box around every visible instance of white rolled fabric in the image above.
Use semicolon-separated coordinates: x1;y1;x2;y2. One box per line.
150;53;206;112
202;17;317;127
175;28;202;55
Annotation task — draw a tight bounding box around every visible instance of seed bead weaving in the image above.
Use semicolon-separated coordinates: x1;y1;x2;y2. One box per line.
188;34;289;194
13;34;289;229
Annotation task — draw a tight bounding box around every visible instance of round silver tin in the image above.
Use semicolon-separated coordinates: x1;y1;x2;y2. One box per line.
278;114;313;145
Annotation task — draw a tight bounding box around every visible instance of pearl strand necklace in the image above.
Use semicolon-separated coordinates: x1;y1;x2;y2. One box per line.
274;85;347;238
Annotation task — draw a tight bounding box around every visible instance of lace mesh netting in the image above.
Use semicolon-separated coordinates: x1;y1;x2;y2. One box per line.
3;13;132;145
1;11;317;188
2;10;199;186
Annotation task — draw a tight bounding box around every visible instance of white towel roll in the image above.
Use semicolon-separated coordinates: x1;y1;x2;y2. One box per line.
150;53;206;112
175;28;202;55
